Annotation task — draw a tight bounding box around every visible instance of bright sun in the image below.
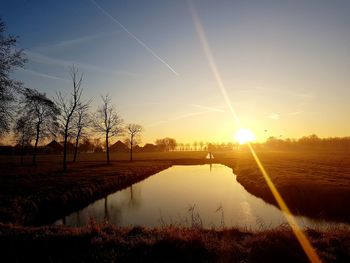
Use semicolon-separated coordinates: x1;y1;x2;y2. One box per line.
234;128;256;144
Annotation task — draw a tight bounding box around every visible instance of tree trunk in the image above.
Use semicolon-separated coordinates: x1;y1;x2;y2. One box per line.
73;129;81;163
20;140;24;166
63;125;68;172
106;132;110;164
73;137;79;163
130;137;133;161
32;123;40;166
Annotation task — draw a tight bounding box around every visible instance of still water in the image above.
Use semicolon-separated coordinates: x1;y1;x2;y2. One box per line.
55;164;346;230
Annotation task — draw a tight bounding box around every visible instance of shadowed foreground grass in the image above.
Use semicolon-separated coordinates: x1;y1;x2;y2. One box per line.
0;160;171;225
0;223;349;263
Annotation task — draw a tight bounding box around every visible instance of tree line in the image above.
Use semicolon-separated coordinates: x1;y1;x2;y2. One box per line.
0;18;143;170
259;134;350;151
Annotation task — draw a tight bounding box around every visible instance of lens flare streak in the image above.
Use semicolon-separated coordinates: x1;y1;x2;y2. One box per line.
248;143;322;263
189;1;322;262
189;1;241;127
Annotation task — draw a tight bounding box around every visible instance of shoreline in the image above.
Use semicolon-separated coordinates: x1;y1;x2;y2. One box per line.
0;160;171;225
1;153;349;226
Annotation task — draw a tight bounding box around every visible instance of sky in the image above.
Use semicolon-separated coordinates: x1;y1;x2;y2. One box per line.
1;0;350;144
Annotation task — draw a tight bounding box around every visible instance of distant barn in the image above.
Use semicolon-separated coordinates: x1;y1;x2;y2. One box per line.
110;140;129;153
44;140;63;154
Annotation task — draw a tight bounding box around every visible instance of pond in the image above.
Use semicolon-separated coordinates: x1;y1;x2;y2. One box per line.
55;164;347;230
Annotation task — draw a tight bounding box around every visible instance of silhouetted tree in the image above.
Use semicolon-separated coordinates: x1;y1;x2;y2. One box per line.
155;137;177;152
56;66;84;171
0;18;26;136
93;138;103;153
126;123;143;161
21;88;59;165
142;143;157;152
199;141;204;151
167;138;175;151
79;138;94;153
178;143;184;151
193;141;198;151
72;102;90;162
13;114;35;165
93;95;123;164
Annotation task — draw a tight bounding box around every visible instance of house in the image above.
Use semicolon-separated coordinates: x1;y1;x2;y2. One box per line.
110;140;129;152
44;140;63;154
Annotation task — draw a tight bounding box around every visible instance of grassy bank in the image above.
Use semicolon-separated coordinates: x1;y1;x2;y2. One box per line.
0;160;171;225
0;223;349;262
221;150;350;222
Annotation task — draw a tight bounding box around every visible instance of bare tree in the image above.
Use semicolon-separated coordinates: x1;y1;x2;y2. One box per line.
79;138;94;153
126;123;143;161
13;114;35;165
155;137;177;152
0;18;26;136
199;141;204;151
193;141;198;151
56;66;84;172
72;102;91;162
93;95;123;164
21;88;59;165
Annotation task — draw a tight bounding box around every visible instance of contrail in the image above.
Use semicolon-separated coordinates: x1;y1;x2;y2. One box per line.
191;104;225;112
90;0;179;76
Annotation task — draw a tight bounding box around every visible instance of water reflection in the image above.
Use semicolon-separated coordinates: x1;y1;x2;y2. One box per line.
55;165;349;230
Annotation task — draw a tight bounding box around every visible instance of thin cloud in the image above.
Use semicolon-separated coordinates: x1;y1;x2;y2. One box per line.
26;50;141;77
20;68;70;82
289;111;302;115
256;86;314;100
37;31;120;50
146;106;223;127
267;113;280;120
90;0;179;76
145;120;168;128
293;93;314;99
190;104;225;112
173;110;213;120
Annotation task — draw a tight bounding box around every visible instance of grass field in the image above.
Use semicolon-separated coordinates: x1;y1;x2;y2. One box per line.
0;157;171;225
222;150;350;222
0;149;349;262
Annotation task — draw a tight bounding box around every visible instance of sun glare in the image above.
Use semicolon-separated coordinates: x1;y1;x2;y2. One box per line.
234;128;256;144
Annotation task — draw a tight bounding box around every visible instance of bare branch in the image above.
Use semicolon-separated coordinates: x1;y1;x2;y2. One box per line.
93;94;124;163
56;66;86;171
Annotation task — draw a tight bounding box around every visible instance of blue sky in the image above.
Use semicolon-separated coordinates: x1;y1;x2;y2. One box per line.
1;0;350;143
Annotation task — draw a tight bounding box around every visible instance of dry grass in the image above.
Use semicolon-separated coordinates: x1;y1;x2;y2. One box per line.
0;222;349;262
0;150;349;262
220;150;350;222
0;159;171;225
